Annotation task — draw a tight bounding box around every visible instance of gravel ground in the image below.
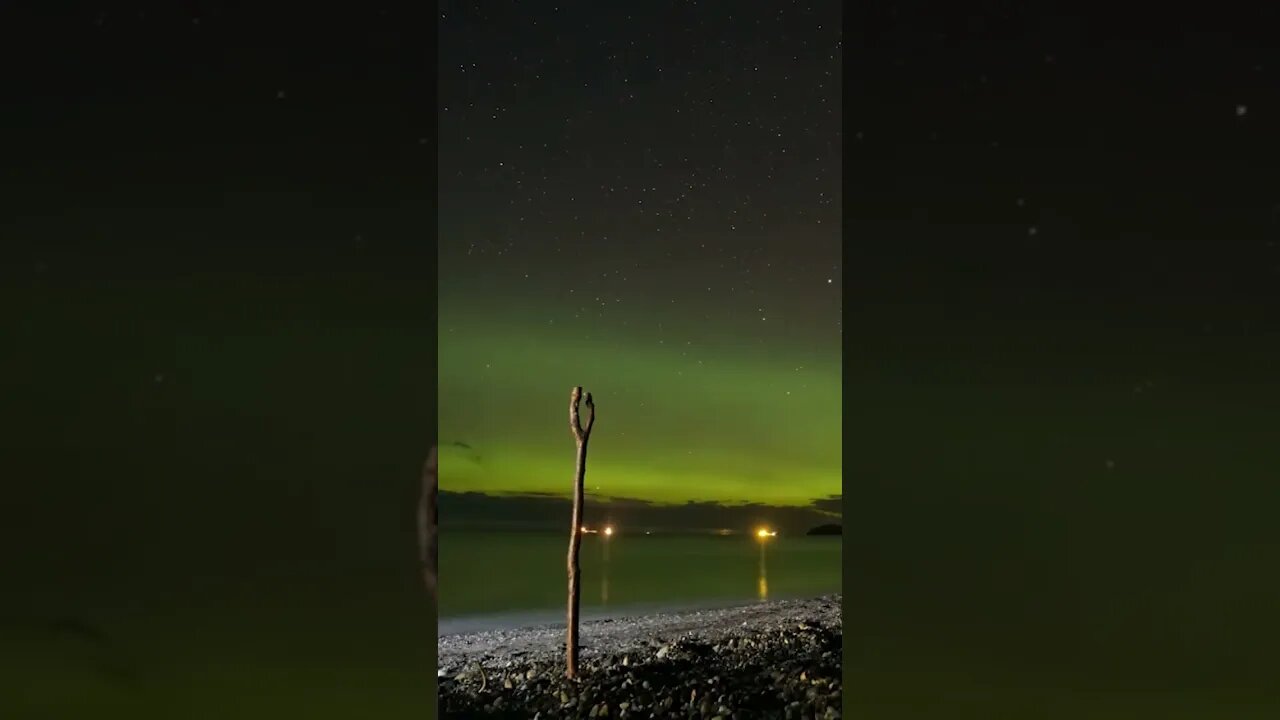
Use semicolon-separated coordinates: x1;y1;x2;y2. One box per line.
438;595;842;719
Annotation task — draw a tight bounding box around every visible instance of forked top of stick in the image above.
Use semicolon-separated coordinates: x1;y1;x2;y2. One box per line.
570;386;596;440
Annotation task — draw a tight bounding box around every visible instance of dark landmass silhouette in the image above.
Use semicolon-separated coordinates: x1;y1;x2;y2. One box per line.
806;523;842;536
439;490;842;536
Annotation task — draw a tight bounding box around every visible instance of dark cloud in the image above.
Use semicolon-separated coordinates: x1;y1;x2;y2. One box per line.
439;490;842;535
442;440;483;466
810;494;842;518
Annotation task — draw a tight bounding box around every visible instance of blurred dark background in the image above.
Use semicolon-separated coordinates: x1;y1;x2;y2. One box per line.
852;2;1280;716
0;3;434;718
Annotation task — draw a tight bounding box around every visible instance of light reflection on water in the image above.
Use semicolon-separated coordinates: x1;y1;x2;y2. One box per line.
600;535;769;603
439;532;841;618
599;533;771;604
601;539;610;605
601;534;775;605
757;542;769;601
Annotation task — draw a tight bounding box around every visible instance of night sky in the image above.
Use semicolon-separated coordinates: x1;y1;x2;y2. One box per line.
4;0;1279;715
853;3;1280;712
438;3;843;527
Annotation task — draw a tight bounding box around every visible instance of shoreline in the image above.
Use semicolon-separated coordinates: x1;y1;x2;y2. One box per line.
439;594;842;719
438;594;828;637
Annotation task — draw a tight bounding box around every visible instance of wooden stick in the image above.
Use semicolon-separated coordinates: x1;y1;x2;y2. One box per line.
566;387;595;678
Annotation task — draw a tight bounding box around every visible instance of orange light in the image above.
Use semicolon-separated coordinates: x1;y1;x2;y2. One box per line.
603;526;614;536
757;528;770;538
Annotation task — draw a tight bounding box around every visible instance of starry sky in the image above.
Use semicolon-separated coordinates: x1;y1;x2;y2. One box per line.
3;0;1278;714
437;2;843;523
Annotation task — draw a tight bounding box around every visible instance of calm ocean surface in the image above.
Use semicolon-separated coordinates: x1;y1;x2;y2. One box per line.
438;530;842;623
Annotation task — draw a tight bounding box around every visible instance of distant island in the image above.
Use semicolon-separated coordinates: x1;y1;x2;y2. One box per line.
806;523;842;536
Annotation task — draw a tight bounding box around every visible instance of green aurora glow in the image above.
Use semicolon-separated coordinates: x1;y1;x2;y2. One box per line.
438;308;841;507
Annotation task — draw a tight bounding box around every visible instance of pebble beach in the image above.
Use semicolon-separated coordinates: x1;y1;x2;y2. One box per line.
438;595;843;719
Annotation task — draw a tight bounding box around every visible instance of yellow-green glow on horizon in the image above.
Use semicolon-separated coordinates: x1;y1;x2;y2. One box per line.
439;312;841;507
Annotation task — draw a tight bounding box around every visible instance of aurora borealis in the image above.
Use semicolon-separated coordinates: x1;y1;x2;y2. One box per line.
438;305;841;507
438;3;842;519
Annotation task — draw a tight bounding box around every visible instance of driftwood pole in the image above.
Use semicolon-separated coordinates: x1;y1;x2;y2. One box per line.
566;386;595;678
418;446;438;603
